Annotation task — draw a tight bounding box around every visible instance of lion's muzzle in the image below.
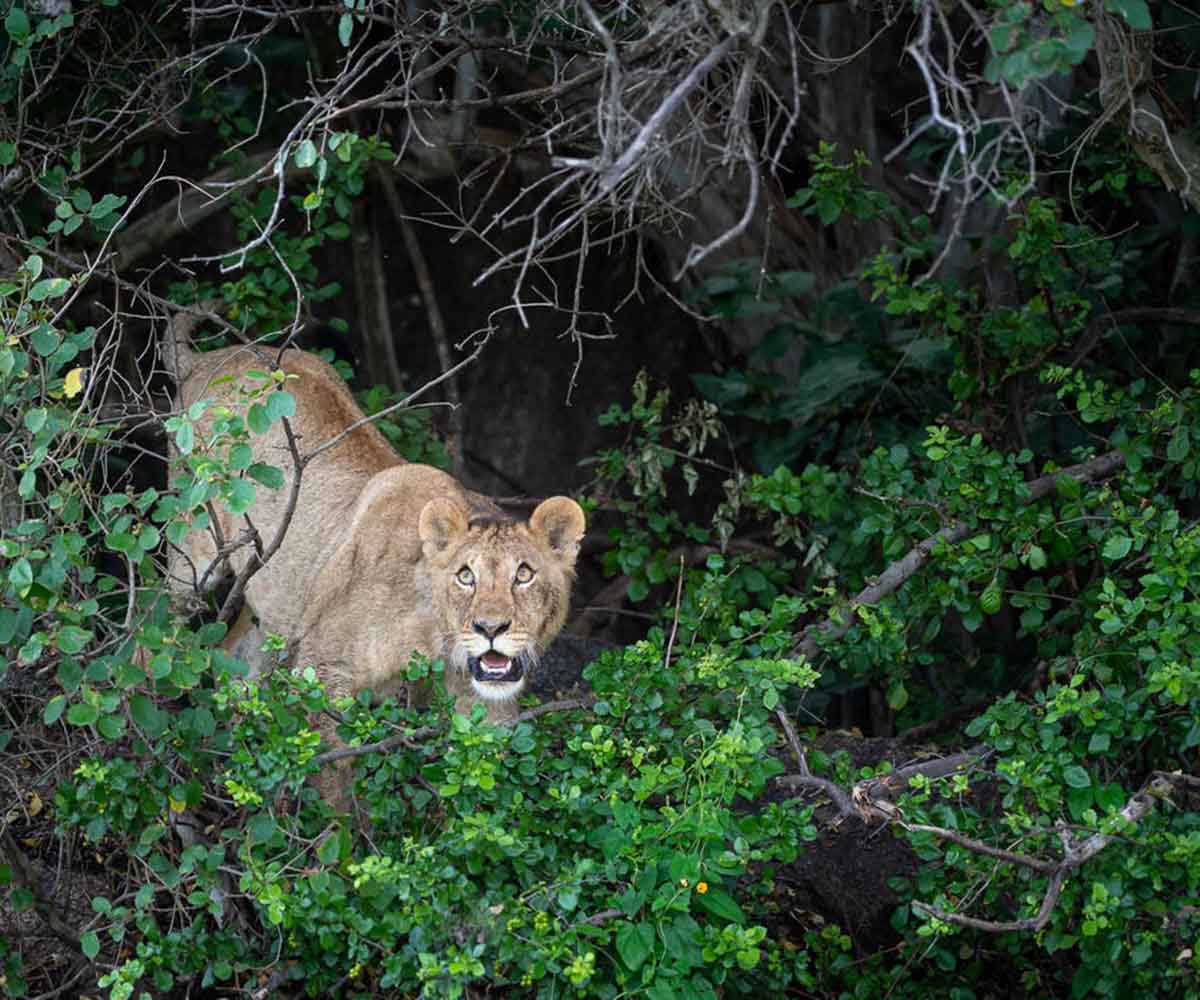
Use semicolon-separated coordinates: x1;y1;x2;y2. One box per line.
468;649;527;685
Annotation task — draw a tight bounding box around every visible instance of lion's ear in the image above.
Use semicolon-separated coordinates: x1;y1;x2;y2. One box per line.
529;496;586;564
418;497;469;557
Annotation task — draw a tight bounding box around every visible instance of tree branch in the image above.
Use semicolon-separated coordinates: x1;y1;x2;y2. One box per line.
302;336;490;467
791;450;1126;660
371;163;465;480
911;771;1187;933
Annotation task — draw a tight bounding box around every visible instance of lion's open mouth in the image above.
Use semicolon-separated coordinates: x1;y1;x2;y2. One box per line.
468;650;525;685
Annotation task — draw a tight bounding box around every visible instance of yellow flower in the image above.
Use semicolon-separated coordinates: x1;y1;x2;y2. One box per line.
679;878;690;888
697;882;709;894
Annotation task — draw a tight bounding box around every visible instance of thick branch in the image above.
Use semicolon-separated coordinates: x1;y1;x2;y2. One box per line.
911;772;1185;933
774;773;855;823
311;725;439;766
791;450;1126;660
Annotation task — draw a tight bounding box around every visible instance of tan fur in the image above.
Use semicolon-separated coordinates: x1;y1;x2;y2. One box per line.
167;341;585;809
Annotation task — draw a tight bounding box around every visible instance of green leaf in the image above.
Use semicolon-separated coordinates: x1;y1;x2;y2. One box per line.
43;695;66;725
9;557;33;597
5;6;30;41
80;930;100;960
30;325;61;356
90;193;127;219
1105;0;1151;30
0;608;18;645
247;403;271;434
294;139;318;168
1062;18;1095;63
338;12;353;46
1027;545;1047;570
174;421;195;455
616;921;655;971
1167;425;1190;462
224;478;257;514
1102;534;1132;561
647;981;678;1000
990;22;1018;53
886;681;908;711
247;463;285;489
57;658;82;691
195;621;228;647
228;442;252;470
98;715;124;740
67;703;99;726
817;199;842;226
1063;765;1092;789
694;887;745;925
316;828;344;864
265;390;295;421
24;407;47;433
1019;607;1044;630
130;694;166;737
1056;474;1081;500
105;531;137;554
28;277;71;302
137;525;160;552
980;576;1003;615
56;626;91;654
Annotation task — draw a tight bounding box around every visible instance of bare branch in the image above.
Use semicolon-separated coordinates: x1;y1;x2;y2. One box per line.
302;336;491;467
217;412;304;626
911;772;1185;933
774;772;855;823
372;164;465;479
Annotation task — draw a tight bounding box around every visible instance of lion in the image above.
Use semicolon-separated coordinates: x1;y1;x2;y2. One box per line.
163;321;586;808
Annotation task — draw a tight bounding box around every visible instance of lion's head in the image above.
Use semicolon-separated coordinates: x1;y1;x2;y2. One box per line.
418;496;586;703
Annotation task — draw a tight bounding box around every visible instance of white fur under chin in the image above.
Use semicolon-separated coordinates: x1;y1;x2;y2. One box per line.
470;677;526;702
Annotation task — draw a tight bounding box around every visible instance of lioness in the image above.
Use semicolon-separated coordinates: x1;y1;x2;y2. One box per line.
164;326;585;807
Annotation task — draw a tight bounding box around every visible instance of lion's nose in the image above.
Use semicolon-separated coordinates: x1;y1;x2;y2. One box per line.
473;619;511;640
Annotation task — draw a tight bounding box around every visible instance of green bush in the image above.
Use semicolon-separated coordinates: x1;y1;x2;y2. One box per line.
3;3;1200;999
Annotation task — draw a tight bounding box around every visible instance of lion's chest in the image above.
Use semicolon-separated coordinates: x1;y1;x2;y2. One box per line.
347;615;439;697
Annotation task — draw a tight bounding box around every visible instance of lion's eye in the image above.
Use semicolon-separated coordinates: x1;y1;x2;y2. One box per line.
515;563;535;585
455;567;475;587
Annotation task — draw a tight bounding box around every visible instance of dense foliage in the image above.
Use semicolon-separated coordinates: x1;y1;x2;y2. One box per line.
2;1;1200;999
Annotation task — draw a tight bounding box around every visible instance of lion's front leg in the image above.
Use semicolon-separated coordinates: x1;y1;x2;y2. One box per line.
312;711;356;814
